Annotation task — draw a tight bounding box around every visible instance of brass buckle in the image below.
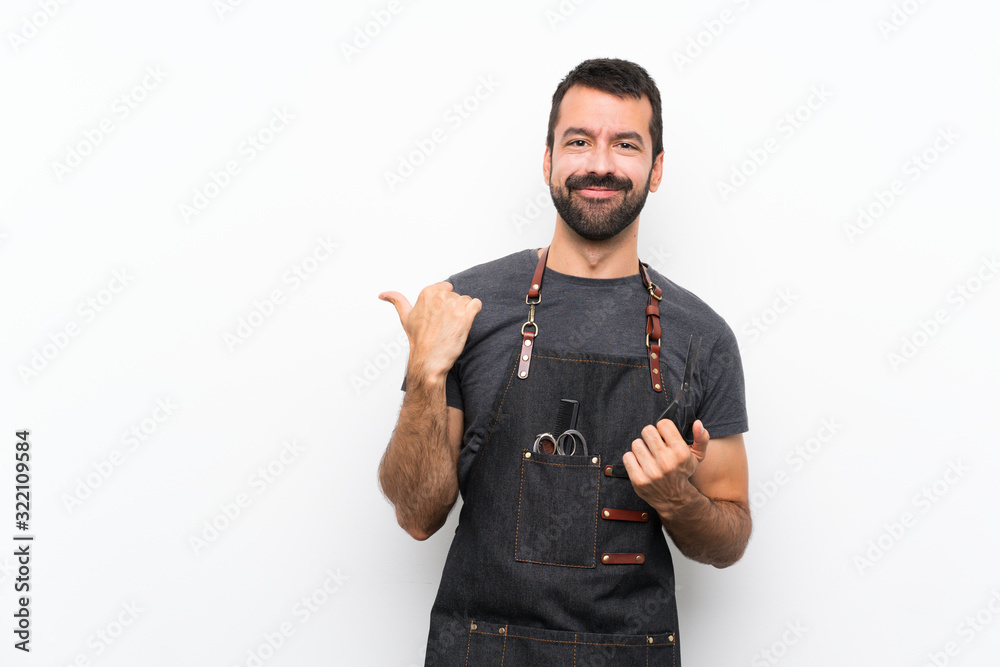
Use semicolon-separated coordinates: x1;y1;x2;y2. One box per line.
647;282;662;301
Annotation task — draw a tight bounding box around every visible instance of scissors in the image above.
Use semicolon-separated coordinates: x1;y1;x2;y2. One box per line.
533;399;588;456
533;429;588;456
657;334;702;445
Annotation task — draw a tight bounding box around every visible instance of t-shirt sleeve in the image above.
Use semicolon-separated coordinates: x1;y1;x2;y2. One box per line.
399;367;463;411
696;324;749;438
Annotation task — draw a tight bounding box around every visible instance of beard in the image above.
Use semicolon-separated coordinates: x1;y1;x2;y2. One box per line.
549;169;652;242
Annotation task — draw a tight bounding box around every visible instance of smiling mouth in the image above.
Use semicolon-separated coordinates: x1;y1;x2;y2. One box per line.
575;187;621;199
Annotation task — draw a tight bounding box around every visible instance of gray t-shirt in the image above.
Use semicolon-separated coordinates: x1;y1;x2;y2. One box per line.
404;248;749;491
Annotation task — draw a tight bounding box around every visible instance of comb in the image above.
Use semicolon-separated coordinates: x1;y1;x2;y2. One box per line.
555;399;579;434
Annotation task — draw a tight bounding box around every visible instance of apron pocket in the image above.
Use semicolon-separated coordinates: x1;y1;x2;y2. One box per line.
514;449;600;568
466;620;677;667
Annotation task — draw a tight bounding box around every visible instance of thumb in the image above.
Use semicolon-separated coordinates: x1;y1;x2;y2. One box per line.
378;291;413;327
690;419;710;462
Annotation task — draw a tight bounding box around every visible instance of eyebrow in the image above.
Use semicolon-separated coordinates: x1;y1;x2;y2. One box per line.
560;126;646;149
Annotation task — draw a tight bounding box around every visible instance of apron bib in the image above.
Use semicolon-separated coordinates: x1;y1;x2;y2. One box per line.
425;248;686;666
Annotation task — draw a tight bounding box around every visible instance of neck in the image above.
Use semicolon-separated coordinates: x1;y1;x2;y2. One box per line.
542;218;640;278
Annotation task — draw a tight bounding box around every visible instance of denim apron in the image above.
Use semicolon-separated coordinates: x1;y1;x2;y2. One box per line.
425;248;684;666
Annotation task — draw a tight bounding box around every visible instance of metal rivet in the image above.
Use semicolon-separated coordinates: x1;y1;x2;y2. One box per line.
602;555;610;564
522;354;529;361
519;371;527;378
652;368;659;374
651;352;657;360
499;627;506;635
471;623;477;630
524;452;531;458
641;512;649;520
532;283;539;290
602;510;610;518
636;555;644;563
524;339;531;346
668;634;674;642
591;457;598;464
605;465;612;475
647;637;653;644
654;383;661;391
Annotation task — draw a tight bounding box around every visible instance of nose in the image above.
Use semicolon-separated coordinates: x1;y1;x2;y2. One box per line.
584;143;615;176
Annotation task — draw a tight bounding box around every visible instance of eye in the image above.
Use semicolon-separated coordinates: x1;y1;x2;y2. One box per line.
567;139;588;147
617;142;638;150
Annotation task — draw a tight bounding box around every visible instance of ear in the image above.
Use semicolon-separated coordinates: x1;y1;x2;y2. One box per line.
648;150;664;193
542;143;552;184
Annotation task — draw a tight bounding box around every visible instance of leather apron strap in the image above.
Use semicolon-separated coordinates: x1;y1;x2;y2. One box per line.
518;246;664;392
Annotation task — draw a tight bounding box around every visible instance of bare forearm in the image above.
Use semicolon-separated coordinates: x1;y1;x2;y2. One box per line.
378;370;459;540
659;484;752;568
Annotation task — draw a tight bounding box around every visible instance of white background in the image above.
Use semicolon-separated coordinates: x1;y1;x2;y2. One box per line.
2;1;999;666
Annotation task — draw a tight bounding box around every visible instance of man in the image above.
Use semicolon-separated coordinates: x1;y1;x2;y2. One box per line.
378;58;750;666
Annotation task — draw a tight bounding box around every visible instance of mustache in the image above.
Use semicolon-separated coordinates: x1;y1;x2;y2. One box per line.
564;174;633;192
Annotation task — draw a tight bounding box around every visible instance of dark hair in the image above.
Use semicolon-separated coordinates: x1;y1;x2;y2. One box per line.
546;58;663;159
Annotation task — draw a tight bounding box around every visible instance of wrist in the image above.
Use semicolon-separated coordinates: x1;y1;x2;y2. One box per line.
655;480;708;524
405;360;449;391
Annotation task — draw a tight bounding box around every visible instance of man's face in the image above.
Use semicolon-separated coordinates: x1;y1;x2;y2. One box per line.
544;85;663;242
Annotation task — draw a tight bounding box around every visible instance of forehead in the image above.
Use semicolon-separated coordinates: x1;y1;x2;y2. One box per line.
555;85;653;141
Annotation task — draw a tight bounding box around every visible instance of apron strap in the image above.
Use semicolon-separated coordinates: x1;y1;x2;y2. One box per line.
518;247;663;393
638;262;664;392
517;247;548;380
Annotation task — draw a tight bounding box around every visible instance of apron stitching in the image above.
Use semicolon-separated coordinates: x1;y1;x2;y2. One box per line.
520;458;597;469
472;631;667;647
464;622;473;667
532;354;645;369
590;455;601;567
573;633;577;666
468;361;519;489
514;455;600;568
514;557;594;568
513;452;526;561
500;629;507;665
